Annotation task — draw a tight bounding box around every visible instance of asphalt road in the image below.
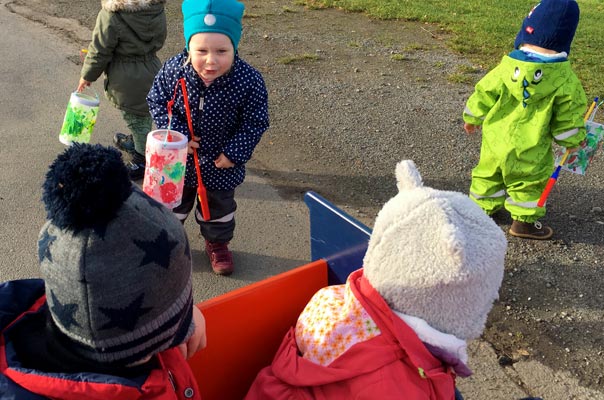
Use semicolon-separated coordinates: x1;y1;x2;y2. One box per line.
0;0;310;302
2;1;604;399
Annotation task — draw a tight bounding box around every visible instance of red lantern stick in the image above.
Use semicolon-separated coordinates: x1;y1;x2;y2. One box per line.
179;78;211;220
537;149;570;207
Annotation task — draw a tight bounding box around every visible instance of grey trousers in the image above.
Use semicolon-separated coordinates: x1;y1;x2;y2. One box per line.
173;186;237;243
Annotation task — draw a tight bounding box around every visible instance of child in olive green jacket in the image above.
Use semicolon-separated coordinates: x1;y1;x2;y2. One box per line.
77;0;167;180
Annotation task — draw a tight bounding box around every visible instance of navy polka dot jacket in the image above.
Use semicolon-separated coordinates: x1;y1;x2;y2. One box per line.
147;51;269;190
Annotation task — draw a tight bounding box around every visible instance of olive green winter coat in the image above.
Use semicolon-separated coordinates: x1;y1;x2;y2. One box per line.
81;0;167;116
463;54;586;221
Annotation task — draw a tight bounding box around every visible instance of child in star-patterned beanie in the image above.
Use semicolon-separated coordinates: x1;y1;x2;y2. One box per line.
0;144;205;399
147;0;269;276
246;160;507;400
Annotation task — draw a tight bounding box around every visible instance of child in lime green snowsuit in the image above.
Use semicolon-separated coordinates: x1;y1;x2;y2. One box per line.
463;0;586;240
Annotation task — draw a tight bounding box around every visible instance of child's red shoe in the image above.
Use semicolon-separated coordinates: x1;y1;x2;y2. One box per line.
205;240;234;275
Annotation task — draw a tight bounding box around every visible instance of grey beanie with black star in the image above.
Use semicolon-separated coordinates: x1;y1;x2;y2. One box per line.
38;144;195;365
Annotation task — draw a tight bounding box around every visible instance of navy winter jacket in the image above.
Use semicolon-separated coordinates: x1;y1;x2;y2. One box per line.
147;51;269;190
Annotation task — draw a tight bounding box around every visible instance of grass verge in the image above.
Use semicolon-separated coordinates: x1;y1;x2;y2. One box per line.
299;0;604;96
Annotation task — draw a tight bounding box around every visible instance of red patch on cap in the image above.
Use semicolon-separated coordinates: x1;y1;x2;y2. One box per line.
526;26;534;34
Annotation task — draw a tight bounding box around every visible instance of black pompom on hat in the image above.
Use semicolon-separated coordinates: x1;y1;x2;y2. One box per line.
39;144;195;365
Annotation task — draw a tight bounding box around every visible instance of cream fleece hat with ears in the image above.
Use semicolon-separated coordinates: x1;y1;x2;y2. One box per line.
363;160;506;340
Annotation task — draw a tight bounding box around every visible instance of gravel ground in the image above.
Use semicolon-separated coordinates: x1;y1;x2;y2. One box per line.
9;0;604;393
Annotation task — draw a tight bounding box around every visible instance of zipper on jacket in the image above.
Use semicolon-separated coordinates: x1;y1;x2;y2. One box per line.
167;370;176;392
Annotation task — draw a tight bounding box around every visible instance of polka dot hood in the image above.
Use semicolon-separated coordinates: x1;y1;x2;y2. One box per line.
147;51;269;190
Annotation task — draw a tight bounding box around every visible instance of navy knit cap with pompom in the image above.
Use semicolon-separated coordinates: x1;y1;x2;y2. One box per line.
38;143;195;366
42;144;132;231
514;0;580;55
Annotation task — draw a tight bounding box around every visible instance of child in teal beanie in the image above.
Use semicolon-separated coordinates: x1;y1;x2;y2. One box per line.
147;0;269;275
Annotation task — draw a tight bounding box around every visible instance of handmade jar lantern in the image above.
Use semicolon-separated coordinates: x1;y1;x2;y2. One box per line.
142;129;188;209
59;90;99;145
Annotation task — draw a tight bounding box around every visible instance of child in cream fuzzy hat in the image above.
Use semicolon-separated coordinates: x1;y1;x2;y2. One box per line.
246;160;507;399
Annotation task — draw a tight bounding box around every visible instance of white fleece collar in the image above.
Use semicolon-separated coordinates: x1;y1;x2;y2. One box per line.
394;312;468;364
102;0;165;13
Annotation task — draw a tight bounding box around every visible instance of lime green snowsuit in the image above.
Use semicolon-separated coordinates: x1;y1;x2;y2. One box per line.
463;54;586;222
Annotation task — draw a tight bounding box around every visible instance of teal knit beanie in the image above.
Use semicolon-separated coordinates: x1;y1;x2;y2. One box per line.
182;0;245;51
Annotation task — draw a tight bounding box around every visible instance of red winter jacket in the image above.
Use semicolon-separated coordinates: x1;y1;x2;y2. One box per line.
245;269;456;400
0;279;201;400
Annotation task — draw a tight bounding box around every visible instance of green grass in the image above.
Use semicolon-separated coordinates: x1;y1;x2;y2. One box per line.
447;72;473;84
446;64;482;83
390;54;407;61
277;53;321;64
301;0;604;96
404;43;429;52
